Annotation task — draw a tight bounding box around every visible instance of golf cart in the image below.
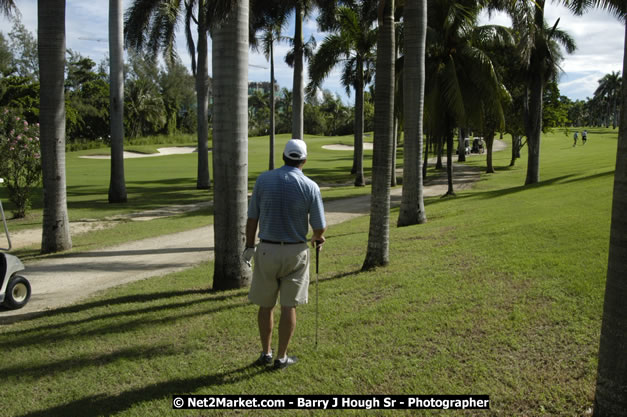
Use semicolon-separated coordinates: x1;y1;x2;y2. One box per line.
0;178;31;309
471;137;485;154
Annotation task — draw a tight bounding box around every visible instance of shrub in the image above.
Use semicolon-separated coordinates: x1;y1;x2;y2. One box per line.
0;107;42;218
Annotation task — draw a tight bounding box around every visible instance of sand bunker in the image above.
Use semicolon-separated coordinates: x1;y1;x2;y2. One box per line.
322;143;374;151
80;147;197;159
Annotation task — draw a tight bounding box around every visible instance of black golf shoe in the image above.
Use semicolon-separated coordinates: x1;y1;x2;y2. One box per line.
254;353;273;366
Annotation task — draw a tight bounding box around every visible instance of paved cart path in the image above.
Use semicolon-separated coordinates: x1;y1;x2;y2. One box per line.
0;141;505;322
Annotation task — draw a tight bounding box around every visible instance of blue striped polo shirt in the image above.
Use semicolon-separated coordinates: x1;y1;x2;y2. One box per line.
248;165;326;243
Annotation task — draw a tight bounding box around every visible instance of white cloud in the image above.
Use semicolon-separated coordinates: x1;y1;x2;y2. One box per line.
480;4;624;101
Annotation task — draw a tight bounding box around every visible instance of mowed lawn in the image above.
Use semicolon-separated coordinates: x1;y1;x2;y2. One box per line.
0;128;618;416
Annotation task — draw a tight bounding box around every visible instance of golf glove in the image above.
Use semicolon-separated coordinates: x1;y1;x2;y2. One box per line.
242;246;256;267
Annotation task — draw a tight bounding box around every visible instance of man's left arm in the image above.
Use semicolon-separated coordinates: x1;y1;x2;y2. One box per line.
246;218;258;248
243;218;259;267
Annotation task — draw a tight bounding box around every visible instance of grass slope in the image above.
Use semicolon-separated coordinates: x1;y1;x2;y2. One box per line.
0;128;618;416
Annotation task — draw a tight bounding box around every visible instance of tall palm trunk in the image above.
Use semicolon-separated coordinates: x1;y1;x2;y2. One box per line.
458;128;466;162
524;70;543;184
108;0;127;203
485;130;495;173
212;0;251;290
196;0;211;189
397;0;427;227
354;55;365;186
269;40;276;170
423;133;428;179
292;2;304;140
391;116;399;187
593;23;627;417
524;1;545;185
445;130;454;196
362;0;394;271
38;0;72;254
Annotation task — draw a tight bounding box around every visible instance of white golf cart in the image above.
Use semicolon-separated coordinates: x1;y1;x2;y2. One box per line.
0;178;31;309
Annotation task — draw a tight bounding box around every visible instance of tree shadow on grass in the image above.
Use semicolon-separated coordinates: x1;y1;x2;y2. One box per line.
422;174;575;207
17;363;268;417
1;344;179;380
0;288;247;329
0;298;249;350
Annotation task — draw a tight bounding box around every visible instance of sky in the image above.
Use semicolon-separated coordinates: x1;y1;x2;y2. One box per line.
0;1;624;105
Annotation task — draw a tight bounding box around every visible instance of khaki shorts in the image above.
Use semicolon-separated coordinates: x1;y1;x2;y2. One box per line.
248;242;310;307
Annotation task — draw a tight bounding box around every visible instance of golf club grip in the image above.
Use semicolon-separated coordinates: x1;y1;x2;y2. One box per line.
315;240;322;274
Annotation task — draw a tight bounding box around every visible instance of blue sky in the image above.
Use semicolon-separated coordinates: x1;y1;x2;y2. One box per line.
0;1;624;104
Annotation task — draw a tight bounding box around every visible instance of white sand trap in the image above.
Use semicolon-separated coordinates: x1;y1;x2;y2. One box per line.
80;146;198;159
322;142;374;151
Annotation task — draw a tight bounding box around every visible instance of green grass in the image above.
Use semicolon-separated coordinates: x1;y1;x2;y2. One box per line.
0;127;619;416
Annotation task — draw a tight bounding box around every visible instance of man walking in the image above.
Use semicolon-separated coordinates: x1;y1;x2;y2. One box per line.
244;139;326;370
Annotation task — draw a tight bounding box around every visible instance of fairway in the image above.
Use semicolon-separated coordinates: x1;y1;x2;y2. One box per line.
0;128;619;416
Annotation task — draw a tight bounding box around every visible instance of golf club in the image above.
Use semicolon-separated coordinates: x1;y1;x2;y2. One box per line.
315;240;323;348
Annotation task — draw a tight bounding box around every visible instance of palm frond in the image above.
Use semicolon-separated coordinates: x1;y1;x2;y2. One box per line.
561;0;626;20
184;1;197;76
125;0;164;51
0;0;16;18
308;33;347;85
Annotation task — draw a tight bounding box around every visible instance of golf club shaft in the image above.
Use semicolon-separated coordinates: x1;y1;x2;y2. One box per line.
315;240;322;347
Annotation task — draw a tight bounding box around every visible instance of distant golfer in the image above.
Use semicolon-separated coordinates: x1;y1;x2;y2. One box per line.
573;131;579;147
243;138;327;370
582;130;587;144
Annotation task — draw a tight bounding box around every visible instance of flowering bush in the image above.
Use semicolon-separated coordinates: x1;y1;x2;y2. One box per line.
0;107;42;218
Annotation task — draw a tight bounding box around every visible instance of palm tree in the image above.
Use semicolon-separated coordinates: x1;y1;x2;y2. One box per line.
38;0;72;253
125;0;215;189
292;1;306;140
108;0;127;203
397;0;427;227
286;0;339;140
425;0;510;196
307;0;377;186
594;71;622;128
251;12;288;170
362;0;395;271
493;0;575;185
211;0;251;290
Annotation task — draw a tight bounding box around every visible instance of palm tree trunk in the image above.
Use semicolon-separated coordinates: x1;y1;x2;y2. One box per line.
196;0;211;190
485;130;495;173
38;0;72;254
423;133;428;180
436;136;443;169
354;55;365;186
458;127;466;162
524;2;545;186
269;41;275;170
445;131;455;196
391;116;399;187
510;134;521;167
212;0;251;291
593;23;627;417
397;0;426;227
362;0;394;271
292;1;304;140
108;0;127;203
524;73;543;185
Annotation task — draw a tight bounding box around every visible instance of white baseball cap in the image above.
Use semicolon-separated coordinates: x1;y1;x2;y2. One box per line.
283;139;307;160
